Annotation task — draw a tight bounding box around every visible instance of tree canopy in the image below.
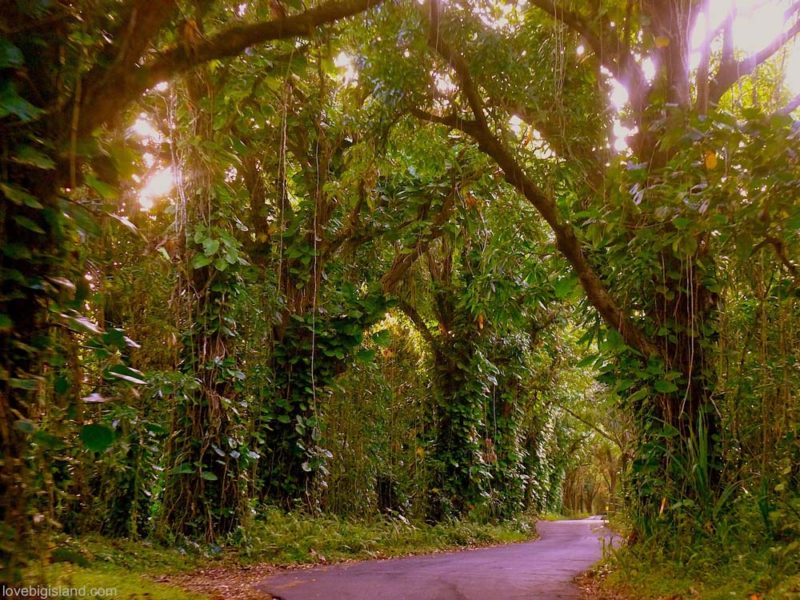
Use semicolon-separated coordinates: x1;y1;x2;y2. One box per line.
1;0;800;592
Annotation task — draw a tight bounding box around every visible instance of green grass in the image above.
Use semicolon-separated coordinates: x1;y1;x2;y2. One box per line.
238;508;536;564
25;563;207;600
29;511;537;599
537;510;595;521
22;534;209;600
599;526;800;599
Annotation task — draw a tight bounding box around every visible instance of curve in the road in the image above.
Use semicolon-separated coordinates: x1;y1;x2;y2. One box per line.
257;517;612;600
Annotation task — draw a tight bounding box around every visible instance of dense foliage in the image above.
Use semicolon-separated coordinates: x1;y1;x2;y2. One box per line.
1;0;799;594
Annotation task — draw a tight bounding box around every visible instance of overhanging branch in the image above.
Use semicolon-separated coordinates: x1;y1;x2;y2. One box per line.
710;11;800;104
395;298;441;355
528;0;649;114
778;91;800;115
417;6;661;360
78;0;384;135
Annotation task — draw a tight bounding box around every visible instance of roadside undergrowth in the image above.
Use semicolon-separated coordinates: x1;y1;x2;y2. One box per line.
34;511;537;599
585;505;800;599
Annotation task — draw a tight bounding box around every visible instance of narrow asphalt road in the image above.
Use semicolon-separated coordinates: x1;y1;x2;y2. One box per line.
257;518;612;600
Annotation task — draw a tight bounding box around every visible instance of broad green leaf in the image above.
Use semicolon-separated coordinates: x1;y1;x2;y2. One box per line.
107;364;146;385
14;419;35;433
192;253;212;269
654;380;679;394
61;313;102;334
13;215;45;234
0;38;24;68
85;174;118;200
80;424;114;452
1;183;43;208
68;204;102;236
12;145;55;170
33;430;65;450
0;79;43;122
673;216;692;229
371;329;392;347
355;348;376;363
10;378;38;390
554;275;578;299
110;213;140;236
2;243;31;259
202;238;220;256
54;375;69;395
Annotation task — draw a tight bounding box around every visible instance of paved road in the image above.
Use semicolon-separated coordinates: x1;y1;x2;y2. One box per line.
257;518;612;600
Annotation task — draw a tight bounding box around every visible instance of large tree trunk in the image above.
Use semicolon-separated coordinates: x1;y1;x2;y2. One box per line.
159;59;244;539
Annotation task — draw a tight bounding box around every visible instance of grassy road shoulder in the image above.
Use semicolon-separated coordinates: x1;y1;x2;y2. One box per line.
35;510;536;599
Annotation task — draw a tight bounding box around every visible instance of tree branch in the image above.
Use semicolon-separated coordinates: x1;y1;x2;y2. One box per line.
78;0;178;135
556;402;622;450
424;0;487;129
78;0;384;135
710;11;800;103
417;9;661;360
778;91;800;115
380;190;456;294
528;0;649;114
395;298;440;354
754;236;800;287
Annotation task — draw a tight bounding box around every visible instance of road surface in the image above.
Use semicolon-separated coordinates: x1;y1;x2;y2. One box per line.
257;517;612;599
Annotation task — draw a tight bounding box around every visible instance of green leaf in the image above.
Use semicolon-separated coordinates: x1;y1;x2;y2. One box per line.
12;145;55;170
107;364;146;385
192;254;212;269
172;463;194;475
85;174;118;200
202;238;220;256
0;314;12;332
79;424;114;453
10;378;38;390
33;430;65;450
575;354;597;368
61;313;101;335
13;215;46;234
786;210;800;231
0;79;43;122
68;204;102;236
14;419;35;433
627;387;650;404
355;348;376;363
672;216;692;230
54;375;69;395
201;471;218;481
371;329;392;347
1;183;43;208
109;213;140;236
554;275;578;299
2;243;32;260
654;380;679;394
0;38;24;68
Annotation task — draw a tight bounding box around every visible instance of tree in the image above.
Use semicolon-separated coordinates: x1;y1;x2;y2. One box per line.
0;0;383;583
360;0;800;529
